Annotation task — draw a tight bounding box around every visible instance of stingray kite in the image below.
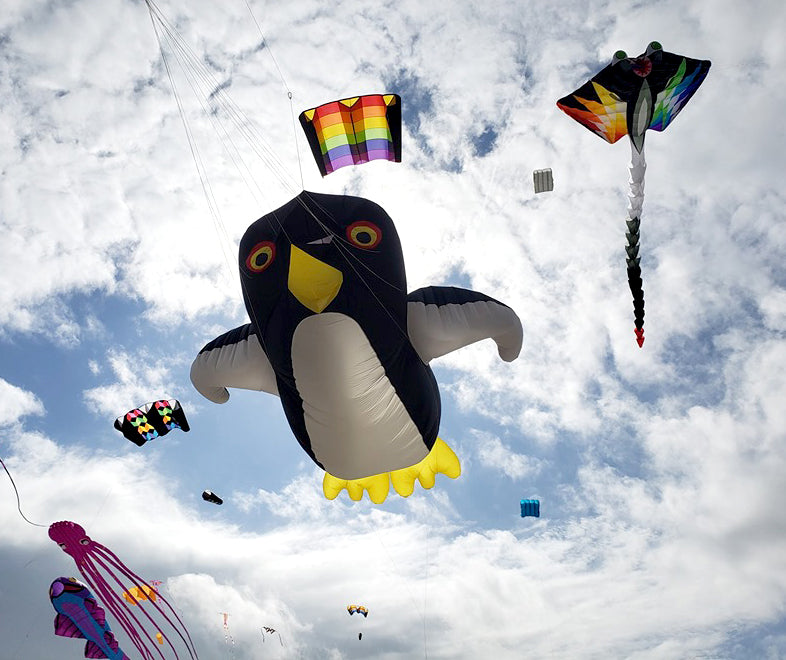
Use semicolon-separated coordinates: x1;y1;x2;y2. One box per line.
50;576;129;660
191;191;523;503
557;42;710;346
114;399;190;447
299;94;401;176
49;521;199;659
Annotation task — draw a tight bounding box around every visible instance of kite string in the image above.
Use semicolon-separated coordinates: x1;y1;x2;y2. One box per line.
144;2;413;355
423;516;430;660
241;0;304;188
0;456;47;528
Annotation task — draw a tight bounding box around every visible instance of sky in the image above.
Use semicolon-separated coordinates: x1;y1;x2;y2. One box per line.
1;0;786;658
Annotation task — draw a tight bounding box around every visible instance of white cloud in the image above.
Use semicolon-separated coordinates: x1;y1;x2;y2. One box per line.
82;348;185;417
0;378;44;427
473;431;543;480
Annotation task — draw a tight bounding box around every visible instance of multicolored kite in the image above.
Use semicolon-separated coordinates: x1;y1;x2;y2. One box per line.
299;94;402;176
114;399;190;447
347;605;368;640
347;605;368;617
557;42;710;346
50;576;129;660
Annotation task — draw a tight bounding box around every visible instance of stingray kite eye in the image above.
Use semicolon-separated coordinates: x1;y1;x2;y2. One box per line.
246;241;276;273
346;221;381;249
612;50;628;64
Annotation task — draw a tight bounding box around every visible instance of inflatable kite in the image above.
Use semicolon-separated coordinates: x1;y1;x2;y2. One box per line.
122;585;157;605
201;490;223;505
191;192;523;503
114;399;190;447
533;169;553;193
50;576;129;660
557;42;710;346
520;499;540;518
299;94;401;176
49;521;199;659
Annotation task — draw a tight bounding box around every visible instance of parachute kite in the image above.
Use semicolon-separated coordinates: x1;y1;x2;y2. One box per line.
348;605;368;640
114;399;190;447
190;192;523;503
202;490;223;505
533;168;553;193
50;576;129;660
520;499;540;518
299;94;402;176
557;42;710;346
49;521;199;659
347;605;368;617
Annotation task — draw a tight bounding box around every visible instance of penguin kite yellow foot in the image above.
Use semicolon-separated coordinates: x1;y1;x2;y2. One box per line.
322;438;461;504
323;472;391;504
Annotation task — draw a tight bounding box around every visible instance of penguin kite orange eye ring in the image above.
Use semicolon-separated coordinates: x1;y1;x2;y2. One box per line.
346;221;381;249
246;241;276;272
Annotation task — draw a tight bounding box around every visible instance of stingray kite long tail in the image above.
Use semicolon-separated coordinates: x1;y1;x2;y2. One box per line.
626;144;646;347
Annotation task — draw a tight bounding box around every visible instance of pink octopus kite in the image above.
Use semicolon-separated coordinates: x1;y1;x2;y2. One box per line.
49;521;199;660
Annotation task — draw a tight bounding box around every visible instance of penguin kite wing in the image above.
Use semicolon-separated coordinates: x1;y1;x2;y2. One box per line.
407;286;523;363
190;324;278;403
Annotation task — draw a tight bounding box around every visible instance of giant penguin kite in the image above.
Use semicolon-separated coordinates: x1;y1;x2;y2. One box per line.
190;191;523;503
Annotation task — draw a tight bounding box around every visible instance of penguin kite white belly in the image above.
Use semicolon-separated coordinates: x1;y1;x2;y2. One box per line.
292;313;428;479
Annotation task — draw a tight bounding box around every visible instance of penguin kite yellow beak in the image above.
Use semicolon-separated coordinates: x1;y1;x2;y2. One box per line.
287;245;343;313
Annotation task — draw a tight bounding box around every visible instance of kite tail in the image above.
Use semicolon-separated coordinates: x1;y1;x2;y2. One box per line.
627;146;646;347
92;545;199;660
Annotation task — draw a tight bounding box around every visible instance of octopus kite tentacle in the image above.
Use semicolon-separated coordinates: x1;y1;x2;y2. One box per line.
49;521;199;660
80;557;162;659
92;545;198;657
84;551;174;660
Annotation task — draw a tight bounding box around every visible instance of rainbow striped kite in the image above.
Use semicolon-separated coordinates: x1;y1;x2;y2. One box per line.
299;94;401;176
